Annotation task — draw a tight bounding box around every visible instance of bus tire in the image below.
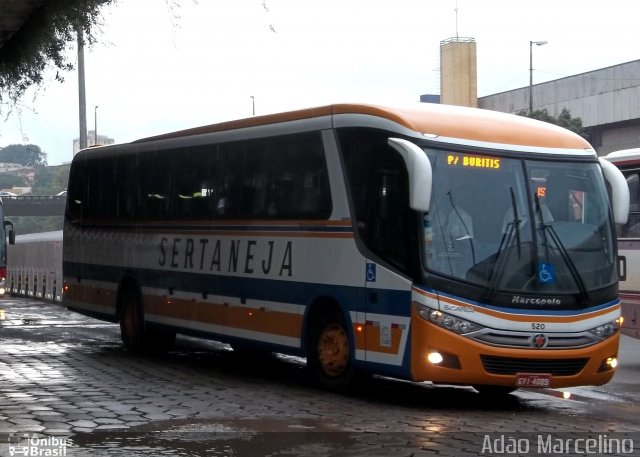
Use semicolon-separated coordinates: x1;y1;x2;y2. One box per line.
119;285;176;354
306;311;355;392
119;286;145;354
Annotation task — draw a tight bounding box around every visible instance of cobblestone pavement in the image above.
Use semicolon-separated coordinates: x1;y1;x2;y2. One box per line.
1;297;639;456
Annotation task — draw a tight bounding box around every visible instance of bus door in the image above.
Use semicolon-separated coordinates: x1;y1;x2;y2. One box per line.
362;168;414;367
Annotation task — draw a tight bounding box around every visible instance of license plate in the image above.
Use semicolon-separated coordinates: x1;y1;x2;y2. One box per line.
516;373;552;388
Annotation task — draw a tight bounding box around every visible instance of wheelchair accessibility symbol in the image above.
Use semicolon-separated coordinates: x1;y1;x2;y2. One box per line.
366;263;377;282
538;262;556;284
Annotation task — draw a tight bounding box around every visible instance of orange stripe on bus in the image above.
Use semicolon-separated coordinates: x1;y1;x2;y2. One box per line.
64;284;116;309
145;295;301;339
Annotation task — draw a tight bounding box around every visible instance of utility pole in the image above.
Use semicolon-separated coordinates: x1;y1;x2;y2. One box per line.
77;28;87;151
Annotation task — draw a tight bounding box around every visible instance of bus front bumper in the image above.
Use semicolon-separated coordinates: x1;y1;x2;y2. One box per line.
410;310;619;389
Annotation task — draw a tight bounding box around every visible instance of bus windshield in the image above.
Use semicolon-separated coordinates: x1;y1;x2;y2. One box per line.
423;149;617;303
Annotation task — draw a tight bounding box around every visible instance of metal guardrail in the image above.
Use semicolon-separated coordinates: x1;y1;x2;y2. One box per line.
2;195;66;216
7;231;63;302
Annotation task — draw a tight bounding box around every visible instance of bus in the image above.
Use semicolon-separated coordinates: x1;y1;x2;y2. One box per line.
603;148;640;339
63;102;629;394
1;197;15;297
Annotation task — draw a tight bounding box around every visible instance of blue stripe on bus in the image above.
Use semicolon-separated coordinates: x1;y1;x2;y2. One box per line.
63;261;411;316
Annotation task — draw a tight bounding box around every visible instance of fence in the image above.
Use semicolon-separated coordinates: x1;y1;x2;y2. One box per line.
7;231;63;302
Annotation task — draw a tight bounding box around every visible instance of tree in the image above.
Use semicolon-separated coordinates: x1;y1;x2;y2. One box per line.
0;0;115;106
0;144;47;167
0;174;26;189
518;108;586;137
31;164;70;195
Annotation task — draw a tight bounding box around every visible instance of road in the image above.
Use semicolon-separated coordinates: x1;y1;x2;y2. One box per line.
1;297;639;456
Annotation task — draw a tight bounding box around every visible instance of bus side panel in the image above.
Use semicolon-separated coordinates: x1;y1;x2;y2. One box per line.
359;262;413;379
63;222;371;353
618;239;640;339
608;158;640;340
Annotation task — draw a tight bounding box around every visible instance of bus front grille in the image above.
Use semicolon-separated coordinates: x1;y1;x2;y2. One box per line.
480;355;588;376
470;330;598;349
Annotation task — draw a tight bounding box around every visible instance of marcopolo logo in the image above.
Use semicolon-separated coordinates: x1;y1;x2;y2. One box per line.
8;433;69;456
511;295;562;306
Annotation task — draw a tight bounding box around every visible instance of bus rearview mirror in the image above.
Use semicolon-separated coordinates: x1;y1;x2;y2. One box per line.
388;138;432;212
599;158;630;225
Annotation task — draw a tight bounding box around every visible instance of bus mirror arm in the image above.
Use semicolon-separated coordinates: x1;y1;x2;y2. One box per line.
599;158;630;225
388;138;432;212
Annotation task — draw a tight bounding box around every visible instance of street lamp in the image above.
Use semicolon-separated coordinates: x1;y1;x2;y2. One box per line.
94;105;99;146
529;40;548;114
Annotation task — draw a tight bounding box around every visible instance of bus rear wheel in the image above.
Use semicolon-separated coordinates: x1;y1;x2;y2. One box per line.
307;313;355;391
119;286;175;354
120;287;145;353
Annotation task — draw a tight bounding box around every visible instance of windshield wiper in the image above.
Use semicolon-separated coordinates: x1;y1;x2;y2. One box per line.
485;188;521;301
535;195;591;306
447;191;476;265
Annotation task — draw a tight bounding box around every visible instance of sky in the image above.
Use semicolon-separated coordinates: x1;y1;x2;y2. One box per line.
1;0;639;166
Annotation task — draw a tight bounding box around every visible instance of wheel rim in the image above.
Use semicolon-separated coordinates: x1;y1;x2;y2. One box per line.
317;323;349;377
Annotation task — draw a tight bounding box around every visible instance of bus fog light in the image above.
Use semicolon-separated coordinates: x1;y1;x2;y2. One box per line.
0;287;5;295
598;356;618;372
427;352;443;365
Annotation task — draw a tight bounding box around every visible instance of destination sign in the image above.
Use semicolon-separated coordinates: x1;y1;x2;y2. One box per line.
446;154;501;169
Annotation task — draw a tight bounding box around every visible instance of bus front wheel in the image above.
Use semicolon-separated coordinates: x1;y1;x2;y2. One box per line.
307;313;355;392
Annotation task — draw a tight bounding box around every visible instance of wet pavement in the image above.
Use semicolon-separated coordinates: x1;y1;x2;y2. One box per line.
1;297;640;456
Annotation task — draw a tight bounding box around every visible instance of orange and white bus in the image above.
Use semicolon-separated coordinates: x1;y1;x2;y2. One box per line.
0;197;15;297
63;102;629;394
604;148;640;339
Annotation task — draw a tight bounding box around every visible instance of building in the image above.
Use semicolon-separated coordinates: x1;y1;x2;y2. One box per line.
478;60;640;155
440;37;477;108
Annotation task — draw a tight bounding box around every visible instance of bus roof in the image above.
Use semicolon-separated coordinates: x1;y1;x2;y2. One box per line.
131;102;592;151
604;148;640;164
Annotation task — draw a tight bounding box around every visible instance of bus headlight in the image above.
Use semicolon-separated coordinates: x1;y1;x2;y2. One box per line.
417;304;480;335
588;318;621;339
